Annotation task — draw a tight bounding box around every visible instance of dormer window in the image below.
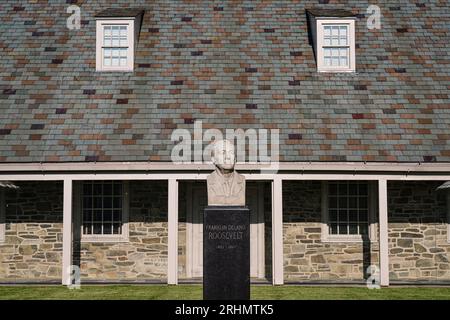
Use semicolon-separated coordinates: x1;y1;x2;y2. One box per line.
306;9;356;73
95;9;144;72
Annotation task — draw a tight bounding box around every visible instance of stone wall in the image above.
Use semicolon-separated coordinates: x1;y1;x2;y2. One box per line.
178;181;188;279
0;182;63;281
283;181;379;282
2;179;448;283
75;181;168;281
388;181;450;281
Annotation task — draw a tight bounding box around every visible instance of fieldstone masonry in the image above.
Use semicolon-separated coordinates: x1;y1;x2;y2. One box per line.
388;181;449;281
283;181;379;282
0;182;63;281
74;181;168;281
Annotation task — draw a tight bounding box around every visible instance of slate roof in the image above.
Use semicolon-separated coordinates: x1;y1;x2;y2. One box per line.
0;0;449;163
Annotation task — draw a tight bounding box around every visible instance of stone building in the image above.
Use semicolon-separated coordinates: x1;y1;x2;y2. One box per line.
0;1;449;286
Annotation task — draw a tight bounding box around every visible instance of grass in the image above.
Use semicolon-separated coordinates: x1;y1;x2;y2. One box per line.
0;285;449;300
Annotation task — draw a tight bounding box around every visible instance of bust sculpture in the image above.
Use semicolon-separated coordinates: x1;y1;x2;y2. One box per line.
207;139;245;206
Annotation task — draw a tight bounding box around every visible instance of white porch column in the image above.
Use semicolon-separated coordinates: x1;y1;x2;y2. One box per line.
272;177;284;285
378;179;389;286
62;179;73;286
168;179;179;285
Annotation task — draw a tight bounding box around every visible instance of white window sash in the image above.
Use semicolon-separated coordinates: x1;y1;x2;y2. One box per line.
0;189;5;243
80;181;129;243
321;181;376;243
96;19;134;72
317;19;355;72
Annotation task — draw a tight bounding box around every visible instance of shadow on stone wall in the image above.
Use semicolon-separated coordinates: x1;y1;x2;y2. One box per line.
1;181;63;281
283;180;378;282
388;181;449;282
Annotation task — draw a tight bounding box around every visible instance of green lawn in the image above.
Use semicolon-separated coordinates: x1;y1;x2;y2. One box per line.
0;285;449;300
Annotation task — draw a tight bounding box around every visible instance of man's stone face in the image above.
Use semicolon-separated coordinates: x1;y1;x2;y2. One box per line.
213;140;235;170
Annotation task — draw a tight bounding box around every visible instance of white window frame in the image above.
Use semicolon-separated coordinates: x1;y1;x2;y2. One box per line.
321;181;377;243
79;181;129;243
96;19;135;72
316;19;356;73
0;189;5;243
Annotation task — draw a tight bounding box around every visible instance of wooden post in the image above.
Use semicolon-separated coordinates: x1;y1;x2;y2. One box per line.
272;178;284;285
62;179;73;285
378;179;389;286
168;179;179;285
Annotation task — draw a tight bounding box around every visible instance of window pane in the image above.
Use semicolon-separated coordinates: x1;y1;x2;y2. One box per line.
338;183;347;196
103;183;113;195
104;197;113;209
349;210;358;222
103;49;111;66
338;210;347;222
103;26;112;46
349;223;358;234
93;183;102;195
339;26;348;45
359;210;368;222
103;224;112;235
348;197;357;208
112;26;120;36
113;210;122;222
93;223;102;235
83;197;92;209
329;183;337;194
331;37;339;46
94;197;102;208
93;210;102;222
359;183;368;195
113;197;122;209
338;223;348;235
338;197;347;208
83;210;92;223
83;183;92;194
339;48;348;66
329;209;337;221
114;183;122;195
359;197;368;209
348;183;358;195
329;196;337;209
103;210;112;222
331;26;339;36
104;26;111;36
324;26;331;36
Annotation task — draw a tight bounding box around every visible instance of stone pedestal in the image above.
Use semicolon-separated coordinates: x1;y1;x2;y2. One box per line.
203;206;250;300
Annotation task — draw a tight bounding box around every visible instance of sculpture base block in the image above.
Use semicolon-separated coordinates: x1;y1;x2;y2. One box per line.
203;206;250;300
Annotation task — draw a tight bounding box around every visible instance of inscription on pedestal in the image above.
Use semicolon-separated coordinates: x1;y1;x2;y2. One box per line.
203;206;250;300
